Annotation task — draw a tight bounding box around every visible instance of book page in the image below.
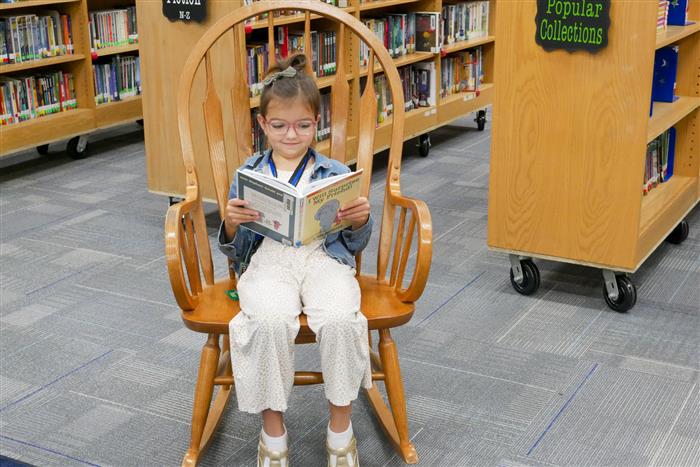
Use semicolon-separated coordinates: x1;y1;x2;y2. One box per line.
238;168;301;196
299;171;356;196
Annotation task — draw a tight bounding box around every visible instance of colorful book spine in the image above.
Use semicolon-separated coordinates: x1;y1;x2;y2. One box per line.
0;13;73;65
0;71;76;125
88;8;138;51
93;55;141;104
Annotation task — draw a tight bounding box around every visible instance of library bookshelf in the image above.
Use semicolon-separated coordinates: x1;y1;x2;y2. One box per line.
487;0;699;312
136;0;496;202
0;0;142;159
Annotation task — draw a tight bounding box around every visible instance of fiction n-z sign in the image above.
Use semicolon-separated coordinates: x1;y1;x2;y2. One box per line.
163;0;206;22
536;0;610;53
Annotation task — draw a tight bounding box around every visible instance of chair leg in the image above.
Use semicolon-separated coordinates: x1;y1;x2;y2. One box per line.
365;329;418;464
183;334;221;467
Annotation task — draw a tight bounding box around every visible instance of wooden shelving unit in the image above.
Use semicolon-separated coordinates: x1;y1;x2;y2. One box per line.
487;0;700;312
137;0;496;201
0;0;142;159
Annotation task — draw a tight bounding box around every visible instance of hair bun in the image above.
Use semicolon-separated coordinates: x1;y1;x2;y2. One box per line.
277;53;307;74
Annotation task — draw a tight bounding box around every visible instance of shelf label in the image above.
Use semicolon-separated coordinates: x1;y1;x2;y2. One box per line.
163;0;207;23
535;0;610;53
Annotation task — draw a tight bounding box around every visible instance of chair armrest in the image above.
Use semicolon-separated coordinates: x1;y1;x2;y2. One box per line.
164;198;201;311
388;192;433;303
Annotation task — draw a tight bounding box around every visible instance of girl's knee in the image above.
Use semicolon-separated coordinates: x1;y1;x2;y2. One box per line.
314;311;366;337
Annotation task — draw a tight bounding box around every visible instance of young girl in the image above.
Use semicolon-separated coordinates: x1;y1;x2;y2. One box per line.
218;53;372;467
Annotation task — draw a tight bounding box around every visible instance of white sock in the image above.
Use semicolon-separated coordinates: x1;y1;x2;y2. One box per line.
327;421;354;467
261;427;287;467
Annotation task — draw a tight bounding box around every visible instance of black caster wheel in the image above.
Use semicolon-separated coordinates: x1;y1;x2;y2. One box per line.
418;134;431;157
666;218;689;245
603;275;637;313
475;110;487;131
510;259;540;295
66;136;89;160
169;196;184;206
36;144;49;155
136;119;144;126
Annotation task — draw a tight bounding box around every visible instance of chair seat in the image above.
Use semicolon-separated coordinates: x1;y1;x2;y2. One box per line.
181;275;415;334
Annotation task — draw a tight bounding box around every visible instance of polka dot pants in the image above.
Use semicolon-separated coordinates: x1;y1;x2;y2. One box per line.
229;239;372;414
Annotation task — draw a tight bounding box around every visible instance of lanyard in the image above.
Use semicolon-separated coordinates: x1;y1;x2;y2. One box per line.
268;151;312;187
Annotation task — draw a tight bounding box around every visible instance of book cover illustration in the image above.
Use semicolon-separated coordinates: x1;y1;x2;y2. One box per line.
299;171;363;245
652;46;679;103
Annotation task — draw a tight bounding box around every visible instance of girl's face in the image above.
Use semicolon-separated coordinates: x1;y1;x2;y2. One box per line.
258;96;318;161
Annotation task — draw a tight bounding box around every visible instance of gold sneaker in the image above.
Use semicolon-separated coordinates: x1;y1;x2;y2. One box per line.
326;435;359;467
258;435;288;467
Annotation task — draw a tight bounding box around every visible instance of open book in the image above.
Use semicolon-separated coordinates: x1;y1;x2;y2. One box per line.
236;168;363;246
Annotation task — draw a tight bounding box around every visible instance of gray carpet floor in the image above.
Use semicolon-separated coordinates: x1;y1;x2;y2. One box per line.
1;113;698;467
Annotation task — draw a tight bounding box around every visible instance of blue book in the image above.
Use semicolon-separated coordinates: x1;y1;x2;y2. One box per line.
652;46;679;103
667;0;689;26
665;127;676;181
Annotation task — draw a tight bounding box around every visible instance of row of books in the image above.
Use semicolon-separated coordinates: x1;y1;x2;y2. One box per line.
248;30;337;96
441;1;489;45
360;14;417;64
657;0;690;30
440;47;483;98
93;55;141;104
243;0;347;22
0;13;74;65
0;71;77;125
644;128;675;195
89;8;138;51
367;61;436;125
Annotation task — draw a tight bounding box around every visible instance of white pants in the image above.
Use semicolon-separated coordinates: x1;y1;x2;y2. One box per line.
229;239;372;414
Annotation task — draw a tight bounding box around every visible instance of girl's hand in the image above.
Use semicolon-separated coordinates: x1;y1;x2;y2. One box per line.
224;198;259;240
339;197;370;230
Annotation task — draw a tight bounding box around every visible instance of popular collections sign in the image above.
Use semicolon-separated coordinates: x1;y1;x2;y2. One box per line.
163;0;206;22
535;0;611;53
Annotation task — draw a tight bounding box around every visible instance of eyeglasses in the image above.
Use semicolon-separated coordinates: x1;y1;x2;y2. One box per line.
264;118;317;136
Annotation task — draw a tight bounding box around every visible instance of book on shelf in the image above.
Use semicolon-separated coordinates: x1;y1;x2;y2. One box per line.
657;0;669;31
317;90;331;141
652;45;679;103
236;167;363;246
361;14;416;65
0;12;74;65
1;70;77;125
89;8;138;51
415;12;441;53
643;127;676;195
414;61;436;107
364;62;435;122
441;1;489;46
667;0;691;26
243;0;347;24
93;55;141;104
441;46;483;97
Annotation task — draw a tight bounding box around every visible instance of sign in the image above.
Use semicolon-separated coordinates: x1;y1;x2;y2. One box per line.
163;0;206;22
535;0;611;53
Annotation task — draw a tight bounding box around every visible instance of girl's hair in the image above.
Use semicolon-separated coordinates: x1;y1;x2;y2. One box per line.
260;53;320;117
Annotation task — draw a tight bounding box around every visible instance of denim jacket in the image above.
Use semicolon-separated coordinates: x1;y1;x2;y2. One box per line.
218;148;373;275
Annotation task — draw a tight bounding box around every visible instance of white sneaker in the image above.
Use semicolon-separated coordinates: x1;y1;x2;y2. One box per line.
258;434;288;467
326;435;358;467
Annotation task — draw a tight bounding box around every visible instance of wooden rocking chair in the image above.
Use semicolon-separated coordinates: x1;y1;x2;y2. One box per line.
164;1;432;465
